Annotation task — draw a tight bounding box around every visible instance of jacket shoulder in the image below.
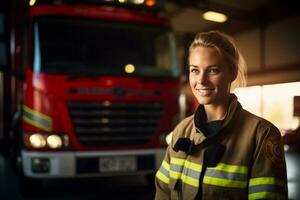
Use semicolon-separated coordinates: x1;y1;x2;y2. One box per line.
178;115;194;127
172;115;194;139
239;108;281;137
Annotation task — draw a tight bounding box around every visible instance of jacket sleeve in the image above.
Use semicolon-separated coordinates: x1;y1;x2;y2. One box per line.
155;133;173;200
248;121;288;200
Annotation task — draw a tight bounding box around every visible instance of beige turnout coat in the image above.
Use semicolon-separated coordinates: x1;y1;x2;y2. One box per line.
155;95;287;200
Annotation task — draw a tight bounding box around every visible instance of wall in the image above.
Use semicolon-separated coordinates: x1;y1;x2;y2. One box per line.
234;14;300;86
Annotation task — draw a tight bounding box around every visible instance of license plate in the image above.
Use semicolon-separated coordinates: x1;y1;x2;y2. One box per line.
99;156;137;172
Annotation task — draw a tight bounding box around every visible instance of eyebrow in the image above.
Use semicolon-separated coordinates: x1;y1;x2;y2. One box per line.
189;64;219;68
189;65;198;68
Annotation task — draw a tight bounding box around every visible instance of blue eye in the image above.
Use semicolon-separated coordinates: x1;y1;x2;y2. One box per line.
190;68;199;74
207;68;220;74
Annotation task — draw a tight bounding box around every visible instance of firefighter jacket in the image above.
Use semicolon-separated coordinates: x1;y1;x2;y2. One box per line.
155;95;287;200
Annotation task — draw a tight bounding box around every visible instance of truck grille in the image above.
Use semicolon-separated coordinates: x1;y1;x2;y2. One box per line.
68;101;164;146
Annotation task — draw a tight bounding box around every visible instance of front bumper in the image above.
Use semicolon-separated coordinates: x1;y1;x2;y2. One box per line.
21;148;165;178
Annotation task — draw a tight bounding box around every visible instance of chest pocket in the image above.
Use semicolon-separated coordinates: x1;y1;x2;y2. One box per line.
168;178;182;200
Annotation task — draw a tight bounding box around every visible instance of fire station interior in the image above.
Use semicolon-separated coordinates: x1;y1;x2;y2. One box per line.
0;0;300;199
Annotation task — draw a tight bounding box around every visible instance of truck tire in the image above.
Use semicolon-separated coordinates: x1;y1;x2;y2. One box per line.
18;162;43;197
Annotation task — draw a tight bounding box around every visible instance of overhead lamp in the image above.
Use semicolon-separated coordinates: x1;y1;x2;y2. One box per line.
132;0;144;4
124;64;135;74
29;0;36;6
202;11;228;23
145;0;156;7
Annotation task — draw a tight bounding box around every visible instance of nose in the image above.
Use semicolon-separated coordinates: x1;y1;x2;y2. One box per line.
197;72;208;85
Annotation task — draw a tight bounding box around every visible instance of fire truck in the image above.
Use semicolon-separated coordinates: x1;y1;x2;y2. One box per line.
0;0;180;192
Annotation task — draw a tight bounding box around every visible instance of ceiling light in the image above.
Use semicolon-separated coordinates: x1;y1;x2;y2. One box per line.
29;0;36;6
132;0;144;4
124;64;135;74
202;11;227;23
145;0;156;7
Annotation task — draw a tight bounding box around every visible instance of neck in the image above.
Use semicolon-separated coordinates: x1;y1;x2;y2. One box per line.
204;96;231;122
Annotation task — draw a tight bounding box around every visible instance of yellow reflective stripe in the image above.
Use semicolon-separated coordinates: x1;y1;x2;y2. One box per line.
183;159;202;172
169;157;248;188
205;163;248;188
23;105;51;121
170;157;185;165
204;176;247;188
170;170;181;179
180;173;199;187
208;163;248;174
169;157;200;187
22;116;51;132
249;192;283;200
170;170;199;187
170;157;202;172
156;170;170;184
162;160;170;171
249;177;286;187
23;105;52;132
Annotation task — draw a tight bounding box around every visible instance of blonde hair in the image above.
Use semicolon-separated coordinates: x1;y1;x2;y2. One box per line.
189;30;247;90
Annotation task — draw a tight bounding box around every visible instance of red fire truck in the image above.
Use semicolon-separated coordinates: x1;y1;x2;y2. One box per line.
0;0;180;192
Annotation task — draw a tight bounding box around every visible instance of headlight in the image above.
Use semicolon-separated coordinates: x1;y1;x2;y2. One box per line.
25;133;69;149
29;134;47;148
47;135;63;149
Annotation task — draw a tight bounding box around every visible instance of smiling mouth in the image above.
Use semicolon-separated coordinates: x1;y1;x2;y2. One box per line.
196;88;214;96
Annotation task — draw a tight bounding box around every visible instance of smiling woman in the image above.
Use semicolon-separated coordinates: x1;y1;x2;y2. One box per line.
155;30;288;200
187;31;246;121
189;47;234;112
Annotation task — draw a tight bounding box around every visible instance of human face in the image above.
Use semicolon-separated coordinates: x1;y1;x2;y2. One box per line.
189;47;234;106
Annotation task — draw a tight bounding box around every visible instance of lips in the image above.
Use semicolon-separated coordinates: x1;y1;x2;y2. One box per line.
195;88;214;96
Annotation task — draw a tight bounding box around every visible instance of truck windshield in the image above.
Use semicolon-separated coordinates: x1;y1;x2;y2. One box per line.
33;17;178;77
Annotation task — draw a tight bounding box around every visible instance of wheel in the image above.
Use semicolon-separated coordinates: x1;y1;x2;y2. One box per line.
18;166;43;196
17;154;43;197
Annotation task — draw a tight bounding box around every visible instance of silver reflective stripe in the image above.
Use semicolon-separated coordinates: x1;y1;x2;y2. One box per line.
170;163;183;173
23;110;51;128
23;108;51;130
249;184;285;194
182;165;200;179
170;161;200;187
171;163;200;180
205;169;247;181
159;165;169;178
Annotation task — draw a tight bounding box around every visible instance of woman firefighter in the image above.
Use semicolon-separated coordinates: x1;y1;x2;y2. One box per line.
155;30;287;200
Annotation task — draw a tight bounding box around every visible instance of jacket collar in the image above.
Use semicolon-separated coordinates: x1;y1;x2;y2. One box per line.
192;94;240;145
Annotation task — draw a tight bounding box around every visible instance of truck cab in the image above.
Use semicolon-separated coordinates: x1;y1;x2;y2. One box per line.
0;0;180;192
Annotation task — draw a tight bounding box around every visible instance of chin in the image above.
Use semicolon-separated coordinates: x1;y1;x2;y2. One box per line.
195;96;214;105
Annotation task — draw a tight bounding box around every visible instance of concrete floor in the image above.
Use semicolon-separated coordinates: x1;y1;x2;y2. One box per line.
0;154;155;200
1;151;299;200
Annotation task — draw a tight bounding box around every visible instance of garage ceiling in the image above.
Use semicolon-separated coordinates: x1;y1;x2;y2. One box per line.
163;0;299;34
